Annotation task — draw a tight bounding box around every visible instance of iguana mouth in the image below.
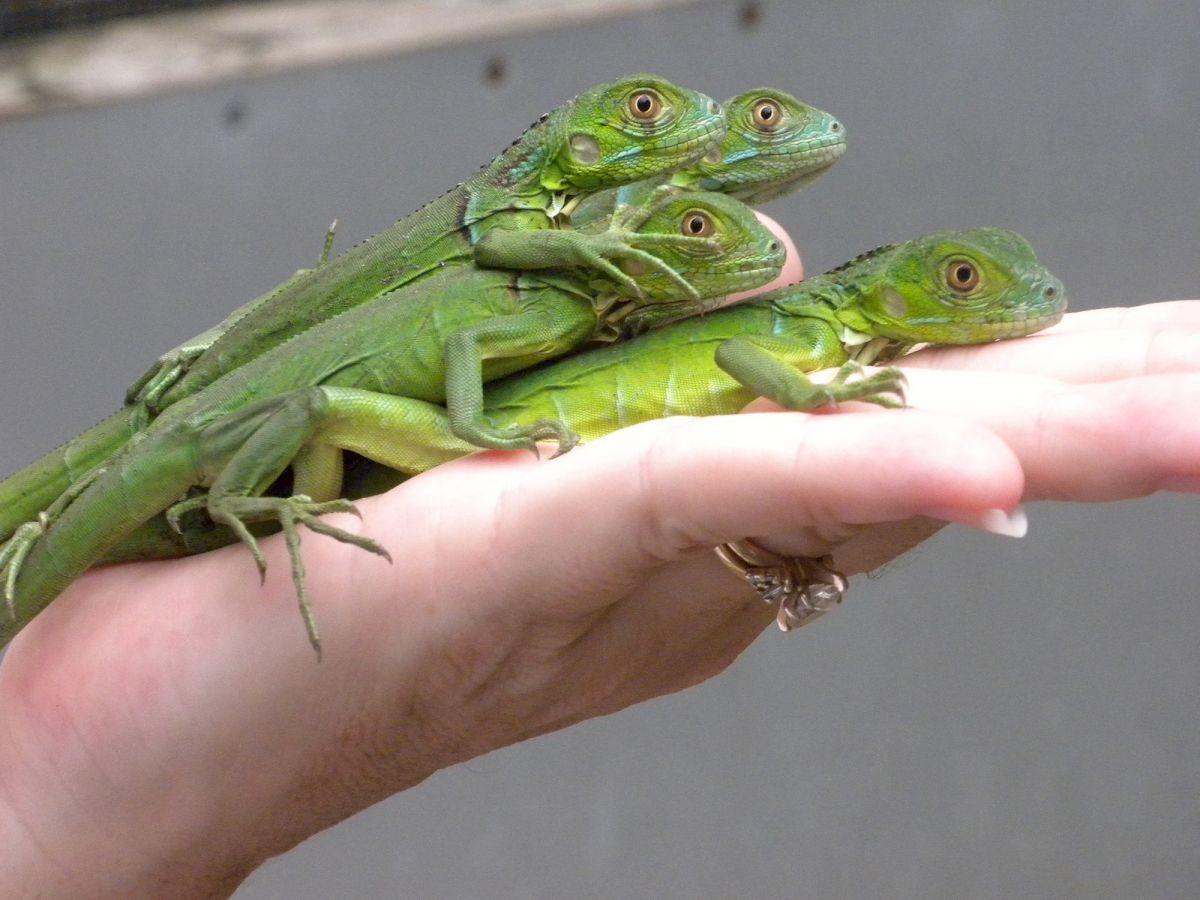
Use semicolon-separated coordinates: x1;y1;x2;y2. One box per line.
972;307;1067;339
774;133;848;161
725;263;789;291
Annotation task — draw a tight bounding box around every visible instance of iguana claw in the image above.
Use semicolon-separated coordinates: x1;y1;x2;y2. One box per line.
0;519;44;618
458;417;579;456
820;362;908;409
182;493;392;655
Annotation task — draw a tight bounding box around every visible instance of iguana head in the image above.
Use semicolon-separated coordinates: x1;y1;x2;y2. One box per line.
829;227;1067;344
533;74;726;192
676;88;847;204
615;190;787;302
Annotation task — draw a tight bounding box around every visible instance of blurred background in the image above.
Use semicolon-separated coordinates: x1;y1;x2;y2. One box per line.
1;1;1197;897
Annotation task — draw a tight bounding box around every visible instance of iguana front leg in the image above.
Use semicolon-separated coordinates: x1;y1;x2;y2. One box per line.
125;220;339;421
474;193;719;300
714;324;907;411
442;310;591;453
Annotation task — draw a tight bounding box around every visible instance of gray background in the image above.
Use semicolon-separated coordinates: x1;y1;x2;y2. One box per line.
1;1;1197;897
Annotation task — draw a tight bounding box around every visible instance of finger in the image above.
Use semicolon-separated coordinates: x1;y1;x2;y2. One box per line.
906;322;1200;383
898;368;1200;500
1040;300;1200;333
727;211;802;302
423;411;1023;604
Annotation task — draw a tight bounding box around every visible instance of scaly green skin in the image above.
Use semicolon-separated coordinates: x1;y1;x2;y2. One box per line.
569;87;846;230
0;191;783;651
318;228;1068;485
125;74;725;419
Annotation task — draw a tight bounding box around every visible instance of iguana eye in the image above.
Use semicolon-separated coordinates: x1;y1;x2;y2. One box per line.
681;211;715;238
946;258;980;293
628;89;663;120
752;99;783;131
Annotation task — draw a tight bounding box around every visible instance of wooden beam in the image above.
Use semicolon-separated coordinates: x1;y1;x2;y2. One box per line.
0;0;711;119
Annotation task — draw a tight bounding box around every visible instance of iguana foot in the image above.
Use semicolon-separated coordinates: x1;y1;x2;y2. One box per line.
125;347;207;426
169;493;392;655
456;418;579;456
550;229;714;300
819;362;908;409
0;518;45;618
0;464;108;617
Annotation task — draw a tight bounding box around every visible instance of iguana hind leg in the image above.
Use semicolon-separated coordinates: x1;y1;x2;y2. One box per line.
183;379;565;652
186;388;390;654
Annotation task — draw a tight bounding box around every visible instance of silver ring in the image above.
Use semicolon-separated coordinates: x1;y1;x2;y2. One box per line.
714;540;847;632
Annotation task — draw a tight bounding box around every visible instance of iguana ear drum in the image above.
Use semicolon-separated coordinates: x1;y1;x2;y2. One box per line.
568;134;601;165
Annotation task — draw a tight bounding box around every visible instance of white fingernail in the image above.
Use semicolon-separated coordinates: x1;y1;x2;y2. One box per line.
978;507;1028;538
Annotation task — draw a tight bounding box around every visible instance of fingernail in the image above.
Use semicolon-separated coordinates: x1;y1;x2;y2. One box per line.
928;506;1028;538
978;507;1028;538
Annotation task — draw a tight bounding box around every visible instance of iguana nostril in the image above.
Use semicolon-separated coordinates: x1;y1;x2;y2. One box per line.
1044;286;1058;299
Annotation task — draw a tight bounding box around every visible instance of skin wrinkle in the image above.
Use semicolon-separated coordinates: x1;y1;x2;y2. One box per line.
4;623;203;893
631;415;709;563
401;467;596;742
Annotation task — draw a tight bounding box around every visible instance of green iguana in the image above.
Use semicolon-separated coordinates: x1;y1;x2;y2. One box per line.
0;190;785;652
131;86;844;423
329;227;1068;482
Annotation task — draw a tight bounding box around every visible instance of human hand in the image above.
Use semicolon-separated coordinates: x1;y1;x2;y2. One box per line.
2;217;1197;897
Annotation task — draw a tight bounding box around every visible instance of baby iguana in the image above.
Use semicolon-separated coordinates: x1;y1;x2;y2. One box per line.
125;73;726;419
323;227;1067;481
481;87;846;332
0;191;784;652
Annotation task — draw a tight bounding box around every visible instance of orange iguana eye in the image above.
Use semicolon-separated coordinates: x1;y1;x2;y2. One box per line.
628;90;663;120
681;211;715;238
946;259;980;292
752;98;783;130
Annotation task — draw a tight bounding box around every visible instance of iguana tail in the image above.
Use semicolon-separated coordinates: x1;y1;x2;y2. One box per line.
0;408;138;543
